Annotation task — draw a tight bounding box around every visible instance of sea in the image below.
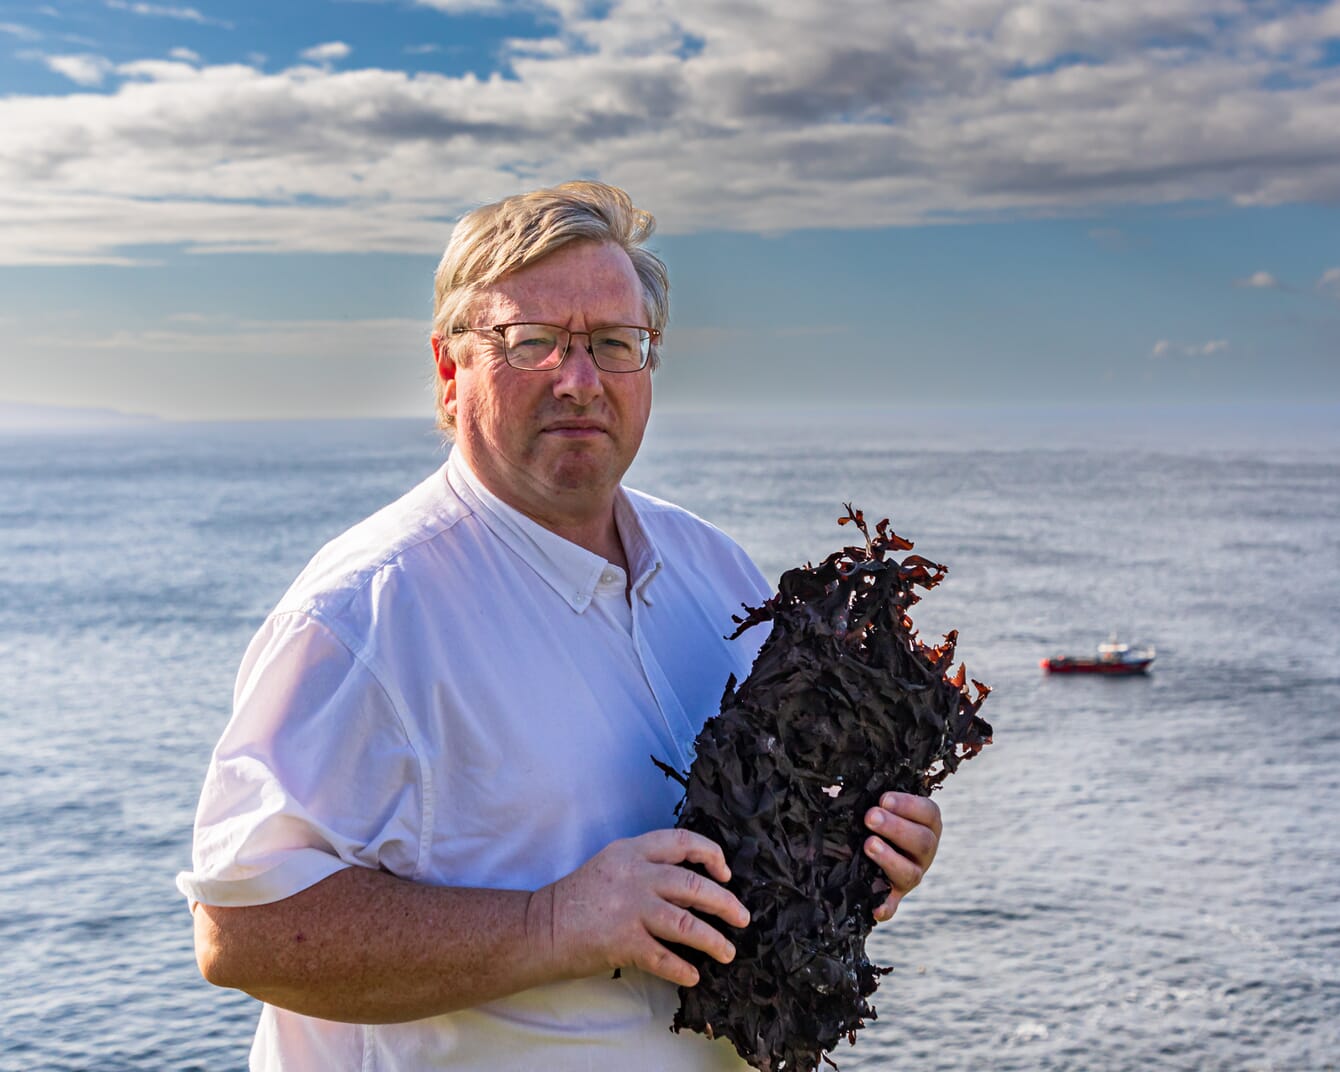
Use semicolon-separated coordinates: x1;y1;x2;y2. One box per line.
1;404;1337;1072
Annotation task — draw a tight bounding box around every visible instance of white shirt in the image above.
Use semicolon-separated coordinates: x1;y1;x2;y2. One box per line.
177;449;772;1071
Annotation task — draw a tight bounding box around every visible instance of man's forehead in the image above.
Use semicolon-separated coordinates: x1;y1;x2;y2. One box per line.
470;241;645;323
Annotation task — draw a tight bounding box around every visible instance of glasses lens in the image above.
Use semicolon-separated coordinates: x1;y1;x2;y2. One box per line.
500;324;651;371
590;327;650;372
502;324;565;370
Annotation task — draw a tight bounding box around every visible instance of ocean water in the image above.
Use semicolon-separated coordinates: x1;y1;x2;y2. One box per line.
1;406;1337;1071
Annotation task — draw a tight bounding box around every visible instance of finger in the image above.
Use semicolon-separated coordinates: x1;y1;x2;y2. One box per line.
655;865;751;929
647;902;738;967
864;807;939;869
871;890;903;924
641;828;732;884
635;936;703;988
864;834;925;896
880;792;942;838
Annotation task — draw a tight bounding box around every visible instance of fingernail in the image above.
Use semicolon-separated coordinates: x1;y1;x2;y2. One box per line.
723;943;736;962
882;793;898;809
867;809;884;829
866;837;885;857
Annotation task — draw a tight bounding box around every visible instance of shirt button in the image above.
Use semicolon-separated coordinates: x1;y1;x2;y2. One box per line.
601;570;618;584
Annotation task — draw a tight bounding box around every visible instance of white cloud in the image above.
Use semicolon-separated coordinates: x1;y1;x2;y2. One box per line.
405;44;441;55
104;1;232;28
169;47;201;63
0;21;42;40
300;41;352;64
1318;267;1340;299
60;316;426;357
1235;271;1281;289
1249;1;1340;60
42;53;115;86
411;0;511;12
119;58;208;82
56;33;104;49
4;1;1340;263
1152;337;1229;358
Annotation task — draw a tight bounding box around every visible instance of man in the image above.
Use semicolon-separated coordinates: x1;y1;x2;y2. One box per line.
178;181;942;1070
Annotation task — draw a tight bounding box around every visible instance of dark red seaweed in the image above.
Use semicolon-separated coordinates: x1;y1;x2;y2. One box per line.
657;506;992;1071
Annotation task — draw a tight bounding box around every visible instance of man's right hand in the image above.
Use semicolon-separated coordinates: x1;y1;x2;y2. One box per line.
532;829;751;988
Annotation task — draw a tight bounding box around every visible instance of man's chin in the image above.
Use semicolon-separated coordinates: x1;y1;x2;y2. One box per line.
541;446;628;495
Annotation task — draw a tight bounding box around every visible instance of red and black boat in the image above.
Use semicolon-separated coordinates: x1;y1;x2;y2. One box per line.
1041;636;1155;675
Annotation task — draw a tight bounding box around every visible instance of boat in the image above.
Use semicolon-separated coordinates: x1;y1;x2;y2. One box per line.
1041;636;1155;675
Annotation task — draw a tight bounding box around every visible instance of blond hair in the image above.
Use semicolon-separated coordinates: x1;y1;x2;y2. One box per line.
431;181;669;432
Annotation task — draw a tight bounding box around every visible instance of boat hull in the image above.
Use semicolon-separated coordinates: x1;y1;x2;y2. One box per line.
1040;657;1153;675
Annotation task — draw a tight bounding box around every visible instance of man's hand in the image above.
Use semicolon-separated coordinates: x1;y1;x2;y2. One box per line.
534;829;751;988
862;791;942;923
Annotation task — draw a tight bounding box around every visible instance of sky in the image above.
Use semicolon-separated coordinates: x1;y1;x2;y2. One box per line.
0;0;1338;420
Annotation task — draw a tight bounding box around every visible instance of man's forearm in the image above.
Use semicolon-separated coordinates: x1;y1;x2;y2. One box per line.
194;830;751;1023
194;866;565;1023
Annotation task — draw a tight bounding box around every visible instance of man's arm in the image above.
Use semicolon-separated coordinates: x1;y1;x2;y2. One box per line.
194;828;750;1024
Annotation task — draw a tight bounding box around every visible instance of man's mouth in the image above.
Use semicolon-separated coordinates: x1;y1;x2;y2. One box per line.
542;419;608;438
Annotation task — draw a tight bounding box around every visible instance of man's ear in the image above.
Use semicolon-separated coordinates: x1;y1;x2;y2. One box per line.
432;335;458;418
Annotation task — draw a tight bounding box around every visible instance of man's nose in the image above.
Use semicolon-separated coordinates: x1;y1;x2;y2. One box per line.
552;338;604;404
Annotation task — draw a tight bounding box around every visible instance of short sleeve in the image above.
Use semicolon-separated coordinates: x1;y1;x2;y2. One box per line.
176;611;424;907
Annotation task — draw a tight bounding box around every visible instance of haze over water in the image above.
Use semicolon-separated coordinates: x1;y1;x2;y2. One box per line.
1;405;1336;1071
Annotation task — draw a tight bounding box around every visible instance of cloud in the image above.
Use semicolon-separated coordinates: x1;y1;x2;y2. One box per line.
1152;337;1229;358
1318;268;1340;300
300;41;353;64
57;316;427;357
169;47;201;63
1235;271;1281;289
410;0;511;11
405;44;441;55
1249;2;1340;61
4;1;1340;263
104;1;232;28
42;53;115;86
0;21;42;40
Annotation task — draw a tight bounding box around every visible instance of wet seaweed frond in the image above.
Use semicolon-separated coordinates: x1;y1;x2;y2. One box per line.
661;506;993;1071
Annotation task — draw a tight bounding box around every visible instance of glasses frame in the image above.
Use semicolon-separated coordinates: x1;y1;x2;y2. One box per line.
450;322;660;373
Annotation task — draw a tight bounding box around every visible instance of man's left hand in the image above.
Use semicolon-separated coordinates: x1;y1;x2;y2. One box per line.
862;791;942;923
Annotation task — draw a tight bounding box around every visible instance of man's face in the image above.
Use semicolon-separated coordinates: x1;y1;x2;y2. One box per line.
439;240;654;527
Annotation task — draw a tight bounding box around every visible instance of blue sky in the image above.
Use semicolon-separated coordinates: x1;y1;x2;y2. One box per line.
1;0;1338;419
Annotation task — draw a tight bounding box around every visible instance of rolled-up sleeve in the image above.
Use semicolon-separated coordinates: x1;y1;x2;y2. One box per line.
176;611;424;907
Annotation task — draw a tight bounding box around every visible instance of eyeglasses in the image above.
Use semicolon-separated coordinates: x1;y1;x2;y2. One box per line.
450;322;659;373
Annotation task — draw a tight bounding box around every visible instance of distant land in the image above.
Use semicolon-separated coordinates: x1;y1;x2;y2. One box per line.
0;401;163;429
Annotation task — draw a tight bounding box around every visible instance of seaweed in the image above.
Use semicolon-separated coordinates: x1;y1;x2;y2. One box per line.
657;505;992;1071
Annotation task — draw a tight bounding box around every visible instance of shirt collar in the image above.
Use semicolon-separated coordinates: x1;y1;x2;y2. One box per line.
446;449;662;613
